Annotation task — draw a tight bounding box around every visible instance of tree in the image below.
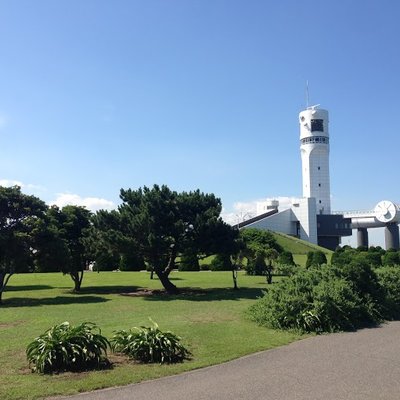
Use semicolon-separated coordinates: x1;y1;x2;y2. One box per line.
240;228;282;281
49;205;92;291
240;229;282;253
0;186;47;303
115;185;237;293
32;214;70;273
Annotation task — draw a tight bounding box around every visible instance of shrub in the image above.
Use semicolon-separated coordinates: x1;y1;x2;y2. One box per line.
111;320;190;364
376;266;400;319
245;254;266;276
278;251;295;266
210;254;232;271
249;266;380;333
382;251;400;267
306;251;327;268
274;263;298;276
119;253;145;271
95;252;119;271
355;251;382;268
26;322;110;373
331;260;385;321
178;253;200;271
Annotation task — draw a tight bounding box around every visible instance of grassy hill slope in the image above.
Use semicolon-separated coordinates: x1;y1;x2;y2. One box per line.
270;231;333;267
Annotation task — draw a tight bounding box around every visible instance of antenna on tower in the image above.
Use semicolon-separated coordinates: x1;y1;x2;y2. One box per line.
306;80;310;108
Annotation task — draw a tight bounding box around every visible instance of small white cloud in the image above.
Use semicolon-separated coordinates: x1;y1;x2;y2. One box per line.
0;179;46;193
0;179;24;187
51;193;115;212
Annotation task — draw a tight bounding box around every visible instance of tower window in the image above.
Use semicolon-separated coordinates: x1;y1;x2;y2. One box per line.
318;183;321;187
318;166;320;170
319;200;322;204
311;119;324;132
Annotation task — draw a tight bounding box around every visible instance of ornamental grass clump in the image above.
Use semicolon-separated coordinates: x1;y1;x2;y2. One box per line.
111;320;190;364
26;322;110;374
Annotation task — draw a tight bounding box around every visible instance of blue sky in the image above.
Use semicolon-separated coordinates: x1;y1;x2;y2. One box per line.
1;0;399;246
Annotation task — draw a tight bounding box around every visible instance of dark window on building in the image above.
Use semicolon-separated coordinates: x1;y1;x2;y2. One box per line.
311;119;324;132
319;200;322;203
318;183;321;187
318;166;320;170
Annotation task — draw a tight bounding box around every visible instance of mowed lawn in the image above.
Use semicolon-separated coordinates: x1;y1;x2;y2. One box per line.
0;271;303;400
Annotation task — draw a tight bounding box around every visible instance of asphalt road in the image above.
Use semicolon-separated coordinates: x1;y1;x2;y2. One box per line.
52;321;400;400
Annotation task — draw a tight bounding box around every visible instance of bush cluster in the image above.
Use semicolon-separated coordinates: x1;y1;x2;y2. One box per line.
26;322;110;373
209;254;232;271
376;266;400;319
249;261;400;333
111;320;190;363
27;320;189;374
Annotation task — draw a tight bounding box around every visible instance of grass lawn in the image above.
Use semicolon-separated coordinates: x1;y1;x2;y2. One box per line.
0;271;303;400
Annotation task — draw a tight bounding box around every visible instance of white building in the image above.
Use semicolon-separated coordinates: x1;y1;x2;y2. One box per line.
239;106;351;250
239;105;400;250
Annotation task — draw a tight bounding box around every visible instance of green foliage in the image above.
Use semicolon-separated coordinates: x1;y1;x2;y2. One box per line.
245;254;266;276
46;205;92;291
355;251;382;267
240;229;283;253
210;253;232;271
333;260;385;320
240;228;282;279
278;251;295;266
376;266;400;319
0;185;47;302
119;252;145;271
273;263;298;276
26;322;110;374
94;185;238;293
95;251;120;271
249;264;383;333
306;251;327;268
178;252;200;271
111;320;190;364
382;251;400;267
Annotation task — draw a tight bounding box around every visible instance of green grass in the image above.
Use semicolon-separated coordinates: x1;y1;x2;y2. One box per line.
0;271;303;400
271;231;333;266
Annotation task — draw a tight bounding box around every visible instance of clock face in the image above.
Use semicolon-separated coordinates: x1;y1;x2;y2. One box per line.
375;200;398;223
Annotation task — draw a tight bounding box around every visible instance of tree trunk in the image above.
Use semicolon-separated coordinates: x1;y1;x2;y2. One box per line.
150;268;154;280
163;248;177;277
155;268;180;294
70;270;84;292
232;268;239;290
0;271;13;304
266;267;272;284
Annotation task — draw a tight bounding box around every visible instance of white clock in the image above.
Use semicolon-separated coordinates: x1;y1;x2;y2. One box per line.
375;200;398;223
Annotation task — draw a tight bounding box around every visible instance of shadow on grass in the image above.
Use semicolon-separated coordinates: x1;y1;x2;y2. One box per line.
142;286;265;302
77;285;141;295
1;295;109;308
4;285;55;292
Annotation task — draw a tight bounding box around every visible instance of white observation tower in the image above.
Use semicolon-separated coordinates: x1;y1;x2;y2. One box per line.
299;106;331;214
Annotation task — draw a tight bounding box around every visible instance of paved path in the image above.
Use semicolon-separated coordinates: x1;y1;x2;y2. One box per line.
53;321;400;400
